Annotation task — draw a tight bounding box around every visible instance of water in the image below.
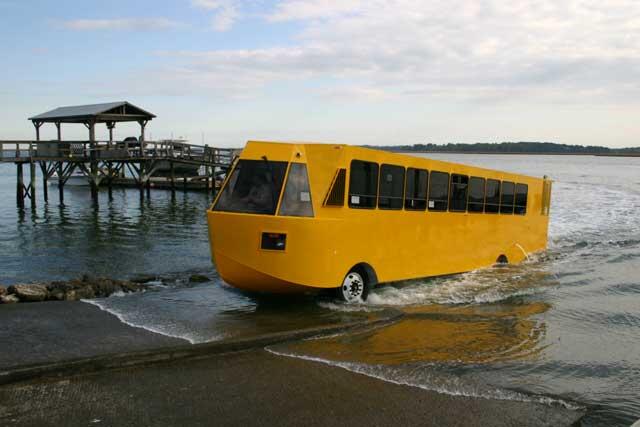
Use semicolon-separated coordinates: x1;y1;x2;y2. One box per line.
1;154;639;426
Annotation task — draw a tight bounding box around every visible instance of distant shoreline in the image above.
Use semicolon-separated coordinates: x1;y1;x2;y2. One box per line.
391;151;640;157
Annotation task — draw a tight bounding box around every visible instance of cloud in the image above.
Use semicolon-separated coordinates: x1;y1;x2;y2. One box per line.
61;18;182;31
132;0;640;105
191;0;239;31
268;0;366;21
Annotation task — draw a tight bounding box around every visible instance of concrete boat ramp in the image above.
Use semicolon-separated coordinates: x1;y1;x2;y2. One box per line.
0;302;585;426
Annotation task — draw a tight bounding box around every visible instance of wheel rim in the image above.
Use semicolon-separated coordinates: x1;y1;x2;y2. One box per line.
341;272;365;303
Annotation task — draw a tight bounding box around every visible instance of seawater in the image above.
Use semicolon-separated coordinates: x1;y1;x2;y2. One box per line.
1;154;639;426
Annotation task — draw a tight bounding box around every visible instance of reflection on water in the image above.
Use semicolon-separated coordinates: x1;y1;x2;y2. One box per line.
274;301;549;365
285;260;555;365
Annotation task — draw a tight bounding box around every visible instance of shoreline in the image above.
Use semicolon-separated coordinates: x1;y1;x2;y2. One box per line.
392;150;640;157
0;301;585;427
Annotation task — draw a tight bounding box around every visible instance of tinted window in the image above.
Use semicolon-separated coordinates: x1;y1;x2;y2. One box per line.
485;179;500;213
500;181;515;214
449;174;469;212
428;171;449;211
468;177;485;213
324;168;346;206
279;163;314;217
515;183;528;215
404;168;428;210
349;160;378;208
378;164;405;210
214;159;288;215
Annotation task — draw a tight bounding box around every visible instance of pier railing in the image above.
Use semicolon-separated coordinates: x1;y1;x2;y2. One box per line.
0;140;234;166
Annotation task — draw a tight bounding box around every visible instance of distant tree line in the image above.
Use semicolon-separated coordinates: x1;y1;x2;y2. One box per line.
368;142;640;154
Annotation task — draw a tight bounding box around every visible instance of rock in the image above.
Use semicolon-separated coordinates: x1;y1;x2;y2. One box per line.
0;285;7;297
7;284;48;302
120;281;143;293
189;274;210;283
92;278;121;297
1;294;19;304
47;290;66;301
64;290;77;301
130;275;158;284
75;286;96;300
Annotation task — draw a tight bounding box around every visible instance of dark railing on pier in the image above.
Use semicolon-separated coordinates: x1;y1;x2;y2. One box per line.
0;140;233;166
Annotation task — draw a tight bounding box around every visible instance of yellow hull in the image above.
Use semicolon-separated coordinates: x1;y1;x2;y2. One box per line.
207;141;551;294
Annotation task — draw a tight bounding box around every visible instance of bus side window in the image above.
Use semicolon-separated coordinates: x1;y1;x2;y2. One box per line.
514;183;528;215
378;164;405;210
405;168;428;210
485;179;500;213
468;177;485;213
500;181;515;214
428;171;449;211
348;160;379;209
449;174;469;212
279;163;314;217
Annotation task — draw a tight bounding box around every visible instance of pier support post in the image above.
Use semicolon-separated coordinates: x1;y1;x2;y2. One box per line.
139;162;145;200
183;173;187;192
58;162;64;204
90;161;98;200
85;120;98;200
170;162;175;196
39;162;49;203
29;161;36;208
16;163;24;208
107;162;113;199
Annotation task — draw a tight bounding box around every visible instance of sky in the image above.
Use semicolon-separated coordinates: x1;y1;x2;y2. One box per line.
0;0;639;148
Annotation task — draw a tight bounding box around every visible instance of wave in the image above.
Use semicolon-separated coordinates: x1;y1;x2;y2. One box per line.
265;347;582;410
82;298;225;344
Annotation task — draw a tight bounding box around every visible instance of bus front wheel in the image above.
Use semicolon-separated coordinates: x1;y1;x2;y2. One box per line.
338;268;370;303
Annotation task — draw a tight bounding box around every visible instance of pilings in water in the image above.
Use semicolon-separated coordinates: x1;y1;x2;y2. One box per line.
16;163;24;208
39;162;49;203
29;161;36;208
58;162;64;204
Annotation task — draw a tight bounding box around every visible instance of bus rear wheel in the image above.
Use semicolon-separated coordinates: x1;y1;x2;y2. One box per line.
339;269;370;303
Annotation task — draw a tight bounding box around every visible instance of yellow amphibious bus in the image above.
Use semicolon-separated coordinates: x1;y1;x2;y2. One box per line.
207;141;552;302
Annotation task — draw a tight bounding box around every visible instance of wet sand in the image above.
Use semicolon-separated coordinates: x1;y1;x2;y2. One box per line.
0;349;584;427
0;302;585;426
0;302;185;369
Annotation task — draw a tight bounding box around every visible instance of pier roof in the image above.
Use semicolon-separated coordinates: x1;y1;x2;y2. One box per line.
29;101;156;124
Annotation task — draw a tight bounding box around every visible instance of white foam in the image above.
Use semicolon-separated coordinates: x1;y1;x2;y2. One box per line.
107;291;128;298
265;347;582;411
81;299;224;344
316;301;383;313
359;267;545;308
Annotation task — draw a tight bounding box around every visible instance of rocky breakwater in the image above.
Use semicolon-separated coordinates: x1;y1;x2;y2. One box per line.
0;275;147;304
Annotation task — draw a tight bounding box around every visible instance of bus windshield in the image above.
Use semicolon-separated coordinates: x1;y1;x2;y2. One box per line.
214;159;288;215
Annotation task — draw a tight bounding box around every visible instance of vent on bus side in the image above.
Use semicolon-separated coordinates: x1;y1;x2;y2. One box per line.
323;168;346;206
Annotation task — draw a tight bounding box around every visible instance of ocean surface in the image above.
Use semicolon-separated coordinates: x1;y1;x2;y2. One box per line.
1;154;639;426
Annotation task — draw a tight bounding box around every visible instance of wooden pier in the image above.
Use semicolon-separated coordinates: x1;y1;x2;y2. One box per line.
0;102;234;207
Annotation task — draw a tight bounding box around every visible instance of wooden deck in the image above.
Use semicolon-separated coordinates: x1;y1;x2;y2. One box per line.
0;140;235;208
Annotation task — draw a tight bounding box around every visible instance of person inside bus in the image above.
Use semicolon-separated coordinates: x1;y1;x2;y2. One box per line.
238;172;274;212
